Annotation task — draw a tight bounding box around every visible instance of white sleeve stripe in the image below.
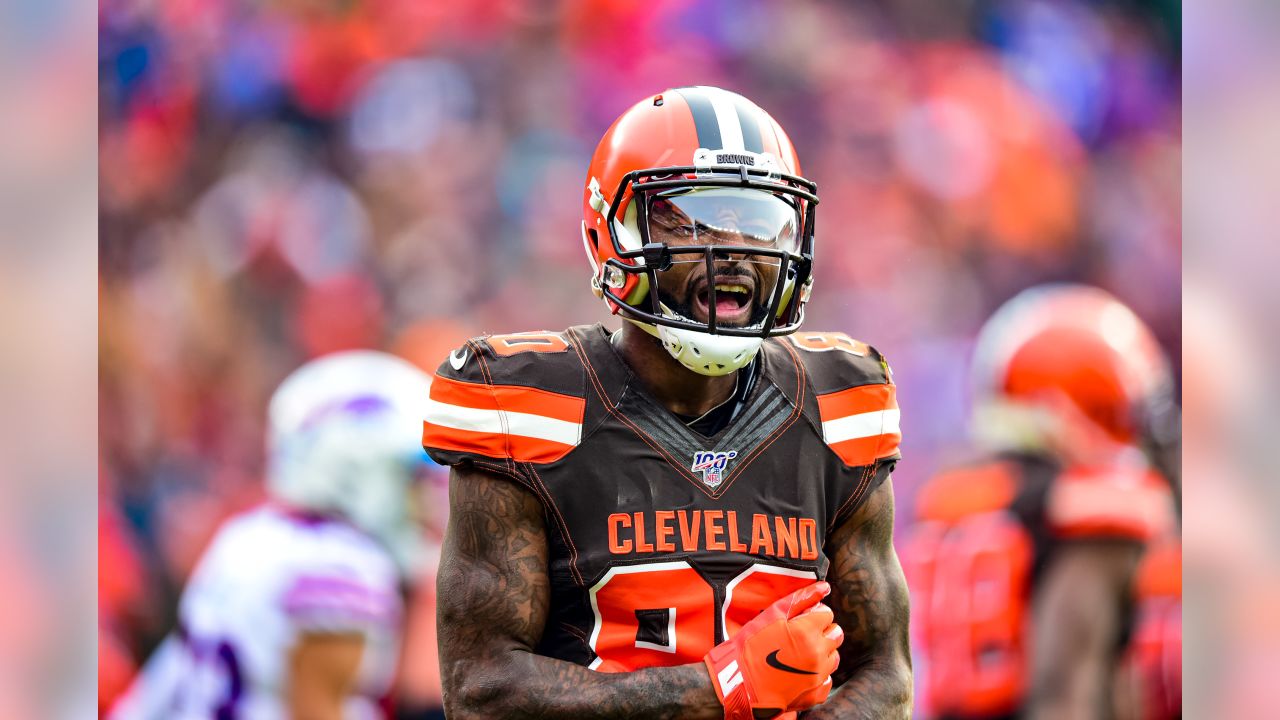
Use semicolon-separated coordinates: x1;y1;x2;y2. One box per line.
822;408;902;445
424;398;582;446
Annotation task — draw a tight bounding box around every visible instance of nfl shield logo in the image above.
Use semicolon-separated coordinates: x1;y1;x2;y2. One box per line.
691;450;739;489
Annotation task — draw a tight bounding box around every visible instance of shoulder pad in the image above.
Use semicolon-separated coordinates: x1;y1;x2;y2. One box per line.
423;331;586;465
786;331;892;391
435;330;583;392
784;332;901;468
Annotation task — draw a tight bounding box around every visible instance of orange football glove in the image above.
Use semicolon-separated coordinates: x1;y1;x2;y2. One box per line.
703;581;843;719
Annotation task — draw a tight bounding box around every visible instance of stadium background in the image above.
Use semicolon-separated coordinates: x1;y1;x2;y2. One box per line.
98;0;1181;715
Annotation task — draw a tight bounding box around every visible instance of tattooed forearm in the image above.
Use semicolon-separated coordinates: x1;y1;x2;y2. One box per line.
802;478;913;720
436;465;722;720
452;651;718;720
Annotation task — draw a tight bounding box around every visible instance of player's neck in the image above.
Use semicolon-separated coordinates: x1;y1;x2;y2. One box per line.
615;323;740;418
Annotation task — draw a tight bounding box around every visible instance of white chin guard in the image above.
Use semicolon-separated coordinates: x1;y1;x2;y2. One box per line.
638;321;764;376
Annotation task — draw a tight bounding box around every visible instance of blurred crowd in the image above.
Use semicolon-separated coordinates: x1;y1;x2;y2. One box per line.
98;0;1181;714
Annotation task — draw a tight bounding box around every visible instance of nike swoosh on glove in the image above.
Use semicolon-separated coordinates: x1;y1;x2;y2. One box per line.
703;581;843;719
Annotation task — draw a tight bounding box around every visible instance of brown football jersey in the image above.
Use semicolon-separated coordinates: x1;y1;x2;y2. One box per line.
422;324;901;671
904;452;1177;719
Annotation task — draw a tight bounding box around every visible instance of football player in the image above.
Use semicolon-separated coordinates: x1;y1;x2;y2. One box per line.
904;285;1179;720
425;87;912;719
109;351;434;720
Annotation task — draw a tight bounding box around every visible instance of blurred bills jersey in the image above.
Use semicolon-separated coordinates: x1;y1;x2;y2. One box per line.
422;324;902;670
110;505;402;720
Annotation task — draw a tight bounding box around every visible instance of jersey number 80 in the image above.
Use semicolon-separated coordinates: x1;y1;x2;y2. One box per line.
587;560;818;672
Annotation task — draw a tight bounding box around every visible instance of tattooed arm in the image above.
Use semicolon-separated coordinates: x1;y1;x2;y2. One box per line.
802;478;913;719
436;464;723;720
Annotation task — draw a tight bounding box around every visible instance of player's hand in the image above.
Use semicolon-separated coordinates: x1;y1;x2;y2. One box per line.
703;581;842;719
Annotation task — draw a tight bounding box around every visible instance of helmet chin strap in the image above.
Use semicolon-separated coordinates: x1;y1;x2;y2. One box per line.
624;308;764;377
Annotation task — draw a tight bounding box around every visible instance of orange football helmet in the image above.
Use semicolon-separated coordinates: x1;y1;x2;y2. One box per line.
971;284;1176;452
581;87;818;375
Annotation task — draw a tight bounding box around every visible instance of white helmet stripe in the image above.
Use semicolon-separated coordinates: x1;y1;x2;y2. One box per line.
701;86;745;152
729;95;766;153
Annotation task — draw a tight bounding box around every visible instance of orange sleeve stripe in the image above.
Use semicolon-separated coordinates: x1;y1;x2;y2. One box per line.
421;422;576;464
429;374;585;424
816;383;897;422
826;432;901;468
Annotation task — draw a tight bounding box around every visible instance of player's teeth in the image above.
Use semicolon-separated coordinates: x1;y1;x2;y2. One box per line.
715;284;748;294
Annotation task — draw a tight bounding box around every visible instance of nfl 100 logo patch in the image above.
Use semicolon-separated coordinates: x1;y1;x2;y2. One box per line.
691;450;738;489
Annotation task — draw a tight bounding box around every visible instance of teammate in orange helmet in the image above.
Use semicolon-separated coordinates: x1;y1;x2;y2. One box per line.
904;284;1178;720
427;87;912;719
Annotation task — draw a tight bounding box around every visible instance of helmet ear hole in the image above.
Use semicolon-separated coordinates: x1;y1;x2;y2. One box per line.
586;227;599;251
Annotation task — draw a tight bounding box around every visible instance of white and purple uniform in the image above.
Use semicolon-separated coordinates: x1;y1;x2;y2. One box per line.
110;505;402;720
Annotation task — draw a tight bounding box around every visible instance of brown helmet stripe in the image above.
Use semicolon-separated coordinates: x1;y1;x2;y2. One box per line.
673;87;721;150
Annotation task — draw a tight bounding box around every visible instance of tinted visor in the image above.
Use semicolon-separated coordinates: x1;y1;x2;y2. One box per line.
647;187;800;254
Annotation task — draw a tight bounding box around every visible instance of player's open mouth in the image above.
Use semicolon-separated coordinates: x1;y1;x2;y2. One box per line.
692;276;756;325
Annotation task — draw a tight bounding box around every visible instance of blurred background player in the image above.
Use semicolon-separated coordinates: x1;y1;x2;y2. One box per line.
903;284;1179;720
108;351;434;720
